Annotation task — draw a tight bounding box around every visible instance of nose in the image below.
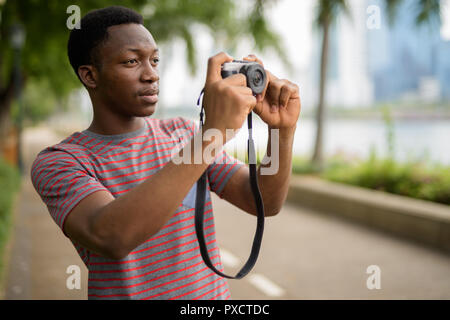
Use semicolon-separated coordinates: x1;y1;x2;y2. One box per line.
140;60;159;83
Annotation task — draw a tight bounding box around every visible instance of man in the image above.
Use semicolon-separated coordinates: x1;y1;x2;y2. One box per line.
31;6;300;300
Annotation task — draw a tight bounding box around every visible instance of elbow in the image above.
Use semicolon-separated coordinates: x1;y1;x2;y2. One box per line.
91;227;132;261
101;244;130;261
266;207;281;217
265;200;284;217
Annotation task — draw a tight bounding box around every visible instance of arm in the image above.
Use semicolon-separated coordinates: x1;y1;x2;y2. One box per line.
220;125;296;217
64;52;257;260
65;131;222;260
219;54;300;217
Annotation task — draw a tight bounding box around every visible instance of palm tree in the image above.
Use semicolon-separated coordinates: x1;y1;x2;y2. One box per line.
385;0;441;25
311;0;349;170
311;0;441;171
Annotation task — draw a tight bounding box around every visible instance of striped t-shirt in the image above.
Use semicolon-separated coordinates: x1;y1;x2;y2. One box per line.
30;116;245;300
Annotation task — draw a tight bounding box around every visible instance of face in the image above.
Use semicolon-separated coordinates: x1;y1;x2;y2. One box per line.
93;23;160;117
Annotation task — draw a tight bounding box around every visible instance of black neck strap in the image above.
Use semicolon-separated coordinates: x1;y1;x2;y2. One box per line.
194;90;265;279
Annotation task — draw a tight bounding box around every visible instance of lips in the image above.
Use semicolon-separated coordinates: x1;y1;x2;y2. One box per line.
138;87;159;104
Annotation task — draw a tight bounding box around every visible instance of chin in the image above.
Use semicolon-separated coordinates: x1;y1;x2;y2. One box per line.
138;103;157;117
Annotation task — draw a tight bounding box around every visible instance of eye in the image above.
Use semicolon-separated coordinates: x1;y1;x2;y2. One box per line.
124;59;138;65
152;57;160;65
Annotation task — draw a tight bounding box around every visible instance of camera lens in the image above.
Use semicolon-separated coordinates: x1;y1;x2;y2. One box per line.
253;70;263;86
245;64;266;94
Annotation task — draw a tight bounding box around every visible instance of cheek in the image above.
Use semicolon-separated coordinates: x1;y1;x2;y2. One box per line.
103;70;138;98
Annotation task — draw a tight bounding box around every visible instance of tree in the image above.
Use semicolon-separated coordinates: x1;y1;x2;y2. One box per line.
310;0;441;171
311;0;349;171
0;0;284;154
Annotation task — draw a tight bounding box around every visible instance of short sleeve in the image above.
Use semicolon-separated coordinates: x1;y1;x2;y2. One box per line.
30;149;109;234
207;149;245;198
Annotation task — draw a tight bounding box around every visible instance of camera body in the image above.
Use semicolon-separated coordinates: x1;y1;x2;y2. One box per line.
221;60;267;95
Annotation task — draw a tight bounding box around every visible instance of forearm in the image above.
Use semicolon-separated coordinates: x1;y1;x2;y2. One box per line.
91;129;222;258
257;125;296;216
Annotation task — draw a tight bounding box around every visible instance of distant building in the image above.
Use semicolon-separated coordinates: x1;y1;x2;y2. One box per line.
315;0;375;108
366;0;450;102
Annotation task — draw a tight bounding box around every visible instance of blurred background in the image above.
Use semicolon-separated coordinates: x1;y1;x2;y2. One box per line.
0;0;449;300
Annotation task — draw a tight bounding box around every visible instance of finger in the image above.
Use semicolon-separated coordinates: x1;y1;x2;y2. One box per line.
243;54;264;67
234;86;253;96
267;80;282;108
222;73;247;87
279;84;292;108
244;95;257;113
206;52;233;84
260;69;276;100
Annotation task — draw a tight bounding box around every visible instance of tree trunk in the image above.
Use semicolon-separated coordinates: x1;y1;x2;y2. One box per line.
311;17;330;171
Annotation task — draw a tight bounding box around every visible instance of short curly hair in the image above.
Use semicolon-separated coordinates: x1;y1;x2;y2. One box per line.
67;6;144;83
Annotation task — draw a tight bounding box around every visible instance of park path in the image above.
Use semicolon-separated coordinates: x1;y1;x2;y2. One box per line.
2;126;450;299
3;127;88;299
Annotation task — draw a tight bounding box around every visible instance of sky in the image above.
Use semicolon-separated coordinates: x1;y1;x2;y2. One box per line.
158;0;450;112
158;0;315;110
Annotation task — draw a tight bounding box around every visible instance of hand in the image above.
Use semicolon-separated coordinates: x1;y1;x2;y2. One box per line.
243;54;301;130
202;52;258;143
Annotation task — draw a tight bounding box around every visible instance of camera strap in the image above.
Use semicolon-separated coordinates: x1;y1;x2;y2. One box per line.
194;88;265;279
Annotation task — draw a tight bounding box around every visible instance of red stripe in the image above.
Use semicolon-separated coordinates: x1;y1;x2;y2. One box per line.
210;154;229;185
89;211;214;259
88;253;221;298
216;162;239;192
193;281;227;300
169;275;222;300
210;288;230;300
98;154;173;181
55;183;106;226
143;266;224;300
89;252;205;282
32;117;191;181
89;238;217;273
88;254;220;291
90;229;216;266
95;149;174;174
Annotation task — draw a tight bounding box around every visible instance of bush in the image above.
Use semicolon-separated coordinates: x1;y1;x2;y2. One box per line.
0;157;20;284
320;151;450;205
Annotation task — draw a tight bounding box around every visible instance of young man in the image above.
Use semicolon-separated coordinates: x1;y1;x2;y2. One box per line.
31;6;300;300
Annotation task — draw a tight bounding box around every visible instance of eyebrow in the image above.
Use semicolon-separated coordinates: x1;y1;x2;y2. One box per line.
125;47;159;54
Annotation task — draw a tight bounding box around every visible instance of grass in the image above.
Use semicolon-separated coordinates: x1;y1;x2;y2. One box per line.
292;152;450;206
0;157;20;294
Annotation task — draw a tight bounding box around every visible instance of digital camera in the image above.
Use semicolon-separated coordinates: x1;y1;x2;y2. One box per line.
221;60;267;95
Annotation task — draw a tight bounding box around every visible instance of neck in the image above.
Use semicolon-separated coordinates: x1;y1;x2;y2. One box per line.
88;99;146;136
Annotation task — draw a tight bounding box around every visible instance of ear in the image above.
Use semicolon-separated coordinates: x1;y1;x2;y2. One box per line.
78;65;99;89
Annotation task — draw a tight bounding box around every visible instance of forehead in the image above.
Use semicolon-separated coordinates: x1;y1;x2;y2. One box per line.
98;23;158;58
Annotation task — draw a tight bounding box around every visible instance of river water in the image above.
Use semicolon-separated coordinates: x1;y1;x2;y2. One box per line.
223;117;450;165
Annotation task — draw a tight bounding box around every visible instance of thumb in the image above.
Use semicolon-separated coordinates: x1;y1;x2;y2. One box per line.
205;52;233;84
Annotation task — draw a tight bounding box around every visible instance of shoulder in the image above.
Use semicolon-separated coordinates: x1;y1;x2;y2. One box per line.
159;116;197;132
147;116;198;140
30;133;91;183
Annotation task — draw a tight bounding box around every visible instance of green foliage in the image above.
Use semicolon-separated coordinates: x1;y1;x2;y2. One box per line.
321;151;450;205
315;0;350;26
385;0;441;26
292;155;321;174
0;157;20;279
10;79;62;126
0;0;284;124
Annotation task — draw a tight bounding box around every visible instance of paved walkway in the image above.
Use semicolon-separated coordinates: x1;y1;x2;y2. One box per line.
2;126;450;299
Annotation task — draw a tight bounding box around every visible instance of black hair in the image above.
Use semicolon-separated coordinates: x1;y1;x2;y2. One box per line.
67;6;144;83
